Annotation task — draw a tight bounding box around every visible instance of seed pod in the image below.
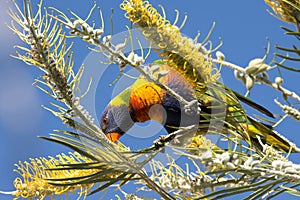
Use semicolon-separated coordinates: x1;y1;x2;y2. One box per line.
234;70;244;80
284;167;298;174
216;51;225;61
73;19;84;27
275;76;283;85
127;52;135;62
245;76;254;91
86;26;93;35
234;70;247;86
245;58;270;75
82;35;90;40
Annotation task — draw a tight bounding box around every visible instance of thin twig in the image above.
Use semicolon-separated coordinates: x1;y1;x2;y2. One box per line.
213;59;300;102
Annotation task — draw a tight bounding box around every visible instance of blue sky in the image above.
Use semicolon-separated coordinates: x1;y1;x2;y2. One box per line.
0;0;299;199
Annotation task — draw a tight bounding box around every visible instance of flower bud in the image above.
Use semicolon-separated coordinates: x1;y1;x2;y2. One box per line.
216;51;225;61
245;76;254;91
275;76;283;85
245;58;270;75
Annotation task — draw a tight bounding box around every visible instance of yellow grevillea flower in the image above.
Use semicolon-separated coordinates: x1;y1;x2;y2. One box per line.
12;152;108;199
188;135;218;152
120;0;219;86
265;0;300;24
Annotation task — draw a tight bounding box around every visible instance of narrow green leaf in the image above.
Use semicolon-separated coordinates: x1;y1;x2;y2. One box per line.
275;62;300;72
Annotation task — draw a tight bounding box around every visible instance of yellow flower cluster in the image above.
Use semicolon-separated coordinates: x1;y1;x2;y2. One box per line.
120;0;219;86
265;0;300;24
12;152;100;199
188;135;219;155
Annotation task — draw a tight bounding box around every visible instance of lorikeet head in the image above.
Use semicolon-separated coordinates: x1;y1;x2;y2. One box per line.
100;104;134;142
100;88;135;142
100;82;169;142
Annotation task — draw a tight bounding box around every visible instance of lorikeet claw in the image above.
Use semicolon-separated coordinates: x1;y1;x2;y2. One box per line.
184;100;201;115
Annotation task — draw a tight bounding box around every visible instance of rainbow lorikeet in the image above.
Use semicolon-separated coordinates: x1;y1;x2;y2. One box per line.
100;60;299;152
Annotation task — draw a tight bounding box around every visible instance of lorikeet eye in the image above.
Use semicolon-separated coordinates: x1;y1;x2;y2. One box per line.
102;118;108;131
103;118;108;124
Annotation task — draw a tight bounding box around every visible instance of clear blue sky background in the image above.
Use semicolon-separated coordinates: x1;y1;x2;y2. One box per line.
0;0;299;199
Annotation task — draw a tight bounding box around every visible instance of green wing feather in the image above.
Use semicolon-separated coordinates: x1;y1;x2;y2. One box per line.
195;81;299;152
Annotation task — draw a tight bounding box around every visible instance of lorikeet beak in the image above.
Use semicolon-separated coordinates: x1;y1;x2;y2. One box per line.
106;132;122;143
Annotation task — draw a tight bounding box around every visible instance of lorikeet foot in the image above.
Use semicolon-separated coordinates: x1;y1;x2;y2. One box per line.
184;100;201;115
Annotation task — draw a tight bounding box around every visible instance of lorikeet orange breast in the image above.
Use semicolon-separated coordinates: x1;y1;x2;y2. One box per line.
100;61;299;152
